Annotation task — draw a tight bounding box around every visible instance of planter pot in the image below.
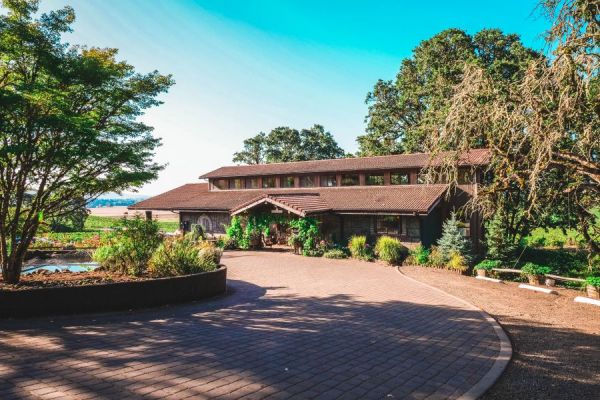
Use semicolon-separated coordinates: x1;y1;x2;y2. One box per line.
586;285;600;299
476;269;487;277
545;278;556;287
527;274;543;285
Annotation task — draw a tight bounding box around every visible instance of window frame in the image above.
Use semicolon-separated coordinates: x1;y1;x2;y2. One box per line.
341;173;359;186
390;172;410;185
299;175;316;188
281;176;295;188
245;177;259;189
229;178;245;190
262;176;276;188
320;174;337;187
365;173;385;186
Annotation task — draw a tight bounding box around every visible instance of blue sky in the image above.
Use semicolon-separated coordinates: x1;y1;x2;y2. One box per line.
37;0;549;195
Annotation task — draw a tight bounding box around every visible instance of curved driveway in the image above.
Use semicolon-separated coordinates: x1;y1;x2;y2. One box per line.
0;251;508;400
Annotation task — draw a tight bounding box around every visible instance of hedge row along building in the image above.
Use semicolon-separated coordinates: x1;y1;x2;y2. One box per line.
130;149;490;248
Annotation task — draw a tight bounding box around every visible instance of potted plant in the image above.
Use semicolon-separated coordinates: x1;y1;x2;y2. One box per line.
474;260;501;277
520;262;552;285
585;277;600;299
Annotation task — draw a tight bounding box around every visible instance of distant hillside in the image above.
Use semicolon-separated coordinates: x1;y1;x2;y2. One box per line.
88;197;147;208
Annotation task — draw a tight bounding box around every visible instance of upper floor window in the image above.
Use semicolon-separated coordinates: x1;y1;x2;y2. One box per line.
281;176;295;188
341;174;359;186
299;175;315;188
417;174;426;184
366;173;384;186
390;172;409;185
245;177;259;189
262;176;276;188
213;179;228;190
320;175;337;187
229;178;244;190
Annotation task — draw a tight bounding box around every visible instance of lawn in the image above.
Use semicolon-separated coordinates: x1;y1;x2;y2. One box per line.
34;216;179;248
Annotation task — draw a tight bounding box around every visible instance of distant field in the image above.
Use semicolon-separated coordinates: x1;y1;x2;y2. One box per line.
89;206;178;221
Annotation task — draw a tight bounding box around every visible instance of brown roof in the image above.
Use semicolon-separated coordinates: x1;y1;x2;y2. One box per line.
130;183;449;215
199;148;490;179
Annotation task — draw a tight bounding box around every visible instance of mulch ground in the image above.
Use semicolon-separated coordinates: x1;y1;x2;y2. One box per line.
0;270;148;291
400;265;600;400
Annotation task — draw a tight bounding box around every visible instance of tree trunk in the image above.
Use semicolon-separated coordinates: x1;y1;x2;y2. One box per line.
1;258;23;284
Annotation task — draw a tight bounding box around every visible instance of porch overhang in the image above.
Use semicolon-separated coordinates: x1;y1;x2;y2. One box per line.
230;193;330;217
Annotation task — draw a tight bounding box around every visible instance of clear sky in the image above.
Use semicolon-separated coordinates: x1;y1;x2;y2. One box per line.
36;0;550;195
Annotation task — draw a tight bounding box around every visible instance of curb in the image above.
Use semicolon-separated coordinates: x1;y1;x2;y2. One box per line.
396;267;512;400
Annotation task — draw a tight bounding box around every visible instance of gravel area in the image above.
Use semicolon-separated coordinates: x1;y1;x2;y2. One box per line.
400;266;600;400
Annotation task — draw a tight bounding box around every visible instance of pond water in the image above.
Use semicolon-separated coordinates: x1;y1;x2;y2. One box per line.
23;261;99;274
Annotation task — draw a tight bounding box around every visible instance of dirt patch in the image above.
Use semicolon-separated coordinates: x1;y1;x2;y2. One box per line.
0;270;149;291
400;266;600;400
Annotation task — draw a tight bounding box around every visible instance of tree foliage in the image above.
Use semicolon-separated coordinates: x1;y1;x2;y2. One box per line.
0;1;173;283
429;0;599;254
232;124;345;164
359;28;539;156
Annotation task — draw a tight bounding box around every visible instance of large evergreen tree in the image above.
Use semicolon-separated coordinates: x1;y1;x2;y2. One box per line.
0;0;173;283
359;28;539;156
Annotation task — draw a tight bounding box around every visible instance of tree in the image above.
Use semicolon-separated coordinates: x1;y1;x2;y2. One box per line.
437;213;471;262
430;0;599;254
299;124;345;161
0;1;173;283
233;124;346;164
232;132;266;164
359;28;539;156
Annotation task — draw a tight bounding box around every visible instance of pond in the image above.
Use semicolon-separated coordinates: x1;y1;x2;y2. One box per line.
22;262;99;274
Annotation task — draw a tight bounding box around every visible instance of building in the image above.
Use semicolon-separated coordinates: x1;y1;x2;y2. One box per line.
129;149;490;248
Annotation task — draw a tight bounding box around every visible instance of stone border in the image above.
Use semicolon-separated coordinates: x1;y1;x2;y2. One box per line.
396;267;512;400
0;267;226;318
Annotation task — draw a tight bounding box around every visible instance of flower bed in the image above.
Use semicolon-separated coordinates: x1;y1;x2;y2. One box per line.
0;267;226;318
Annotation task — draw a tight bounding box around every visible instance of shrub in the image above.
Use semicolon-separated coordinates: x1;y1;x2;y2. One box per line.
485;212;518;262
474;259;502;271
447;251;468;272
93;216;162;275
149;238;221;277
520;262;552;276
437;213;471;263
348;235;373;261
410;244;430;265
289;217;321;254
428;246;445;267
375;236;408;265
585;276;600;288
323;249;348;259
225;216;244;249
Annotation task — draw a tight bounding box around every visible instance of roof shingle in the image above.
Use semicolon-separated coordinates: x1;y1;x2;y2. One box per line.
130;183;449;215
199;148;490;179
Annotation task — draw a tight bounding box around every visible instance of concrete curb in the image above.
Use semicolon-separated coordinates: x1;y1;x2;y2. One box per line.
396;267;512;400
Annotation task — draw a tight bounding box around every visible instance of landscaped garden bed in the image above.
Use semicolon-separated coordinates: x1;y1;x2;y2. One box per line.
0;267;226;318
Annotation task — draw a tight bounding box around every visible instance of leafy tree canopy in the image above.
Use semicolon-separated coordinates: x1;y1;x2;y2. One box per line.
429;0;599;255
358;28;539;156
233;124;345;164
0;0;173;283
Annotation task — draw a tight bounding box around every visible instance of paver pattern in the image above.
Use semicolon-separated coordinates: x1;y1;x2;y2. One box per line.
0;251;502;399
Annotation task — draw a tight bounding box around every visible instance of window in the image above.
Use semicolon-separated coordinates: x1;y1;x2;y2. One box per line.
417;174;426;184
341;174;359;186
245;177;259;189
213;179;228;190
281;176;295;188
299;175;315;188
229;178;244;189
376;216;401;235
320;175;337;187
458;169;473;184
391;172;409;185
262;176;276;188
366;173;384;186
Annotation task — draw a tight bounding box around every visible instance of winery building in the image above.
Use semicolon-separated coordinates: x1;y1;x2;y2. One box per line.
129;149;490;248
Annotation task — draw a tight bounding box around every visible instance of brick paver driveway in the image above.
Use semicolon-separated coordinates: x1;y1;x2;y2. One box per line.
0;251;508;400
